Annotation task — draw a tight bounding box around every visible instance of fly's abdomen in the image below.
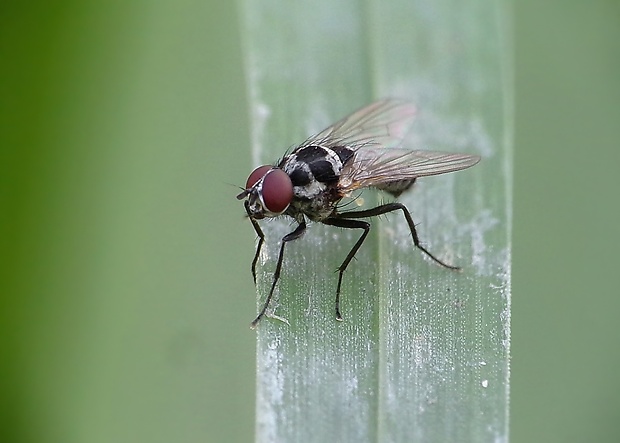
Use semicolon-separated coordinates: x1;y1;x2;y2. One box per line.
374;179;417;197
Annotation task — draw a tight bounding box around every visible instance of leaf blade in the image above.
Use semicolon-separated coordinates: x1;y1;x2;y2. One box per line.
238;0;512;441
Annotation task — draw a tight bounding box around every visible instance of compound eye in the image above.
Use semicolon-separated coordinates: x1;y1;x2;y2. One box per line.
261;169;293;214
245;165;273;190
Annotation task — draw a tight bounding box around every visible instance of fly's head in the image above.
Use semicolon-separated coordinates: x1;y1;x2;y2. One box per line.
236;165;293;220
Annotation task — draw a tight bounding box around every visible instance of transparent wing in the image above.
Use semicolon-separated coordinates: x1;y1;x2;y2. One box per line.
300;99;417;150
339;148;481;191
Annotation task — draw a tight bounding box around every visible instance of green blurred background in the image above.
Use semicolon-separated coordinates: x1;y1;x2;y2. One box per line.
1;1;618;442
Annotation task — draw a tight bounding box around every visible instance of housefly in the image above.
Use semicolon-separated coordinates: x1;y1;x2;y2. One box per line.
237;99;480;328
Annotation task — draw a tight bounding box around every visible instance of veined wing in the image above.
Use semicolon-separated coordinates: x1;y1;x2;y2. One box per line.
339;148;481;191
299;99;417;150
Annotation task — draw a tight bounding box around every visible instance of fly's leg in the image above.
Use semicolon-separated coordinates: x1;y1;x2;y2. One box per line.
244;201;265;284
250;220;307;329
322;218;370;321
338;202;460;270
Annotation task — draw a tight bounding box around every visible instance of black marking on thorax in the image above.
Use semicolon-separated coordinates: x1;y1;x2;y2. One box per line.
329;146;355;165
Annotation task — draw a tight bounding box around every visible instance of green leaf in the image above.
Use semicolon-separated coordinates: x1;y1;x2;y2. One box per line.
239;0;512;441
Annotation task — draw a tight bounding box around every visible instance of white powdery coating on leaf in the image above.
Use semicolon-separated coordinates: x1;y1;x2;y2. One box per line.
256;334;285;443
458;209;501;277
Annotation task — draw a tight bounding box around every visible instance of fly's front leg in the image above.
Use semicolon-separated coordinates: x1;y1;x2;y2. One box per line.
322;217;370;321
251;220;307;329
244;201;265;284
338;202;460;270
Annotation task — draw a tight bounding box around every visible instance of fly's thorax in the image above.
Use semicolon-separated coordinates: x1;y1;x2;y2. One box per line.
281;144;354;201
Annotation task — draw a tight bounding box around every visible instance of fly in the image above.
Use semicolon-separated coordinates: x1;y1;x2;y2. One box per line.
236;99;480;328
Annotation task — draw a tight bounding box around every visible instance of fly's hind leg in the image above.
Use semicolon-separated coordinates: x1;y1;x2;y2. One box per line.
337;202;460;270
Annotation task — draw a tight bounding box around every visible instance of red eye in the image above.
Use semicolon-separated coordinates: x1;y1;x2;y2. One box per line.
246;165;273;190
261;169;293;214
